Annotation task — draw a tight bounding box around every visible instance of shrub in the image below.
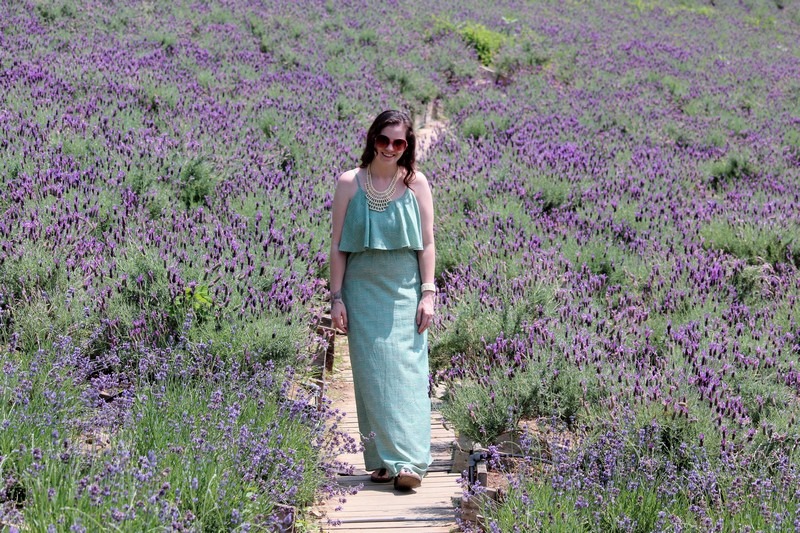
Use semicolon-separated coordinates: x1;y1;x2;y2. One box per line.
461;114;488;139
430;16;506;67
460;112;509;140
661;75;690;100
701;220;798;267
532;174;571;212
380;64;439;105
258;108;283;139
34;1;75;23
459;22;506;66
441;356;602;444
177;157;215;209
708;152;754;190
785;129;800;164
3;347;330;531
440;365;539;444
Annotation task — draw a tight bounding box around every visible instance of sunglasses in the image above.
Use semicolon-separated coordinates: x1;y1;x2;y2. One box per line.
374;134;408;152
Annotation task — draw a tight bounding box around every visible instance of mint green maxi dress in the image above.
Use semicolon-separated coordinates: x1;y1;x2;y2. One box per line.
338;180;432;478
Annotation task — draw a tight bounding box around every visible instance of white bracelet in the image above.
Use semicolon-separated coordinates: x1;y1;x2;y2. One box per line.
421;283;437;293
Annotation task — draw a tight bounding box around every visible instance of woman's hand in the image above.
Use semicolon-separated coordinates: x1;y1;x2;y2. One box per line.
331;299;348;333
416;292;435;334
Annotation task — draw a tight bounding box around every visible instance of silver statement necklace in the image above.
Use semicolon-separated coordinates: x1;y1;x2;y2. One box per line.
365;164;401;212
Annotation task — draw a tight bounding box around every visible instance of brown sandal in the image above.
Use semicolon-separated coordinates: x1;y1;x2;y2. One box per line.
370;468;392;483
393;469;422;491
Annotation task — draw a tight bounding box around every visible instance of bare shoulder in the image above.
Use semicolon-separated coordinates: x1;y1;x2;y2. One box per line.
335;168;360;198
413;170;430;187
411;171;432;197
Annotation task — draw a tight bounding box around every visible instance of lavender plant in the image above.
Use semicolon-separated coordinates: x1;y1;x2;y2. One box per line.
2;0;800;530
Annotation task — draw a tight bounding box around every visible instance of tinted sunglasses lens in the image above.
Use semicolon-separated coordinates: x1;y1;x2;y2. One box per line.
375;135;390;149
375;135;407;151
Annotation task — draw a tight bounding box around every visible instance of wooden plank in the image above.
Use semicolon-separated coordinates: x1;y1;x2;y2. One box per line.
320;343;461;532
322;522;457;533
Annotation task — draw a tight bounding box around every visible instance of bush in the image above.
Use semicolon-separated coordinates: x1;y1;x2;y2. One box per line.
177;157;215;209
707;152;755;190
440;365;539;444
459;22;506;66
701;220;799;267
430;16;506;67
380;64;439;105
2;346;330;531
441;356;602;444
460;112;509;140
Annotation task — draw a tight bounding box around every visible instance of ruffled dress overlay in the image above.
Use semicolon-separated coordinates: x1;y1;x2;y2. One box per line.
339;181;432;478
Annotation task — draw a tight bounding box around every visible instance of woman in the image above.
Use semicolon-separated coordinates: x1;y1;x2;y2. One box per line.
329;110;436;492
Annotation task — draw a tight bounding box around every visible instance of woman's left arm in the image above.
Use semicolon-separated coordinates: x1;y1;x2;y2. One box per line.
414;172;436;334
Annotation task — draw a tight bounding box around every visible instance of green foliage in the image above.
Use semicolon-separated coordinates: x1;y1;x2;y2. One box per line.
34;1;75;23
707;152;755;190
530;173;571;212
701;220;799;267
441;357;602;444
683;95;719;117
150;31;177;53
380;64;439;105
0;347;88;505
440;366;538;444
493;33;551;79
207;7;233;24
8;356;322;531
196;69;214;89
561;238;648;290
661;75;690;100
459;22;506;66
430;277;554;370
258;108;283;138
629;0;714;16
461;112;509;140
172;284;214;323
357;28;377;46
187;314;306;364
429;33;479;82
140;83;179;113
431;16;506;66
177;157;215;209
703;129;727;149
461;114;488;139
785;129;800;154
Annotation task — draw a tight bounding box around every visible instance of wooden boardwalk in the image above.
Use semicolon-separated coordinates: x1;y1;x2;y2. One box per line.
318;336;461;532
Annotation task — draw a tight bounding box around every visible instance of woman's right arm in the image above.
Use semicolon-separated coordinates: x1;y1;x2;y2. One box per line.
330;170;356;333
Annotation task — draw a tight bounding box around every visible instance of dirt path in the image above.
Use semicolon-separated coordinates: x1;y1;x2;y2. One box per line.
415;101;448;162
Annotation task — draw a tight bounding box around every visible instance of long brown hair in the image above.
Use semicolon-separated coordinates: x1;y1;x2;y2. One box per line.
359;110;416;187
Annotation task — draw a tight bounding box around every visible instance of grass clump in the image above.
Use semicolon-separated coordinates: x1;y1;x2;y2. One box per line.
701;219;799;267
432;17;506;67
430;279;552;371
460;22;506;66
380;64;439;105
441;356;602;444
707;152;755;190
461;112;510;140
177;157;215;209
34;1;75;23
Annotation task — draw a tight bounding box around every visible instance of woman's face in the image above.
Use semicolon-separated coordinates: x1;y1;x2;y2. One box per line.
374;123;408;164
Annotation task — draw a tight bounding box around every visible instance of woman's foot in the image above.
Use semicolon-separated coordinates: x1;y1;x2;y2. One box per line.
370;468;392;483
393;469;422;491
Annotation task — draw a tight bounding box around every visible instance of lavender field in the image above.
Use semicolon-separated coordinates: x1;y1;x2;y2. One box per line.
2;0;800;531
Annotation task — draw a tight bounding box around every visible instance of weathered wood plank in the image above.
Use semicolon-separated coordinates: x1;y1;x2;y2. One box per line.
320;343;460;532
